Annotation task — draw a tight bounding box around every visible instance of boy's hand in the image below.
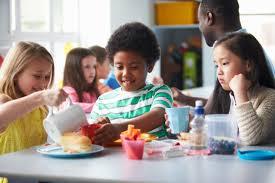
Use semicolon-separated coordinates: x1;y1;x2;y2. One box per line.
96;117;111;124
42;89;68;106
93;123;122;145
164;113;171;133
165;113;179;139
165;112;191;139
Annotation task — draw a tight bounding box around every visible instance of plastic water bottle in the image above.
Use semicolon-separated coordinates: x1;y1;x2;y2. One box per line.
188;100;209;155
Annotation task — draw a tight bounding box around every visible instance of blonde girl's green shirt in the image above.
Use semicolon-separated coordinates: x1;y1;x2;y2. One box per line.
0;107;47;155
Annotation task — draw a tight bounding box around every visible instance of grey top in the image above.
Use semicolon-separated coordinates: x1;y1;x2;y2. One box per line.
1;146;275;183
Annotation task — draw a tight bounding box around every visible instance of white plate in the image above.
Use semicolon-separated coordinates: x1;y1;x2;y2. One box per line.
36;144;104;158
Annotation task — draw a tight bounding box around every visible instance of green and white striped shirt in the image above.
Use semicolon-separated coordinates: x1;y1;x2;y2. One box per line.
90;84;173;136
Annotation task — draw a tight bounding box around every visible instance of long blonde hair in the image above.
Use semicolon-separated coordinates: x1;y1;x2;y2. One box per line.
0;41;54;99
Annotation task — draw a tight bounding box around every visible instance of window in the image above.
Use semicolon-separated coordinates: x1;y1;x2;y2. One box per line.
11;0;80;85
239;0;275;67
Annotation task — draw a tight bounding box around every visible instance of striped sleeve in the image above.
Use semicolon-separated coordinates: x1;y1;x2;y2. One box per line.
90;99;101;121
151;85;173;109
89;89;120;121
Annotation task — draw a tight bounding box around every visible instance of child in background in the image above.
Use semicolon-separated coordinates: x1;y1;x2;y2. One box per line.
89;45;112;94
0;41;67;155
63;48;99;113
105;72;120;89
90;22;173;145
208;32;275;145
89;45;120;90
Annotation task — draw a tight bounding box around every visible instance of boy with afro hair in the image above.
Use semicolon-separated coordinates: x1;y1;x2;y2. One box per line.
90;22;173;145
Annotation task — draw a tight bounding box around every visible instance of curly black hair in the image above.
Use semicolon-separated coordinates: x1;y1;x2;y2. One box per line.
106;22;160;65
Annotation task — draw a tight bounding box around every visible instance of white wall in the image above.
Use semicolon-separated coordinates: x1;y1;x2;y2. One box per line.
79;0;155;47
79;0;111;47
110;0;160;82
110;0;155;32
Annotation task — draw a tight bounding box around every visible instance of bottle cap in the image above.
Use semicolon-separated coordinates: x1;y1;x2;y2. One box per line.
195;100;203;107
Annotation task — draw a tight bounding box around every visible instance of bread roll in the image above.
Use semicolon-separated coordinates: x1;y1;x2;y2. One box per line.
60;132;92;153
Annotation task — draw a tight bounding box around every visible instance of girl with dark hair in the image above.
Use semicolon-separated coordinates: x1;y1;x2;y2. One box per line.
208;32;275;145
63;48;99;113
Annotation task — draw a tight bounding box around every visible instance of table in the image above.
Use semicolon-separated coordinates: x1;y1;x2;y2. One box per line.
1;146;275;183
182;86;213;99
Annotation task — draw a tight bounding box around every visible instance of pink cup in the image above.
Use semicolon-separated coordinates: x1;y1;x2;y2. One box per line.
121;136;145;160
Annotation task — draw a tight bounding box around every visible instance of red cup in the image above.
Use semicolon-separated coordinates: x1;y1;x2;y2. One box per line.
121;136;145;160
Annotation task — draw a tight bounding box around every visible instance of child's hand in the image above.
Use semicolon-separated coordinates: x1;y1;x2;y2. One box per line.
229;74;251;95
171;87;189;103
165;112;191;138
96;117;111;124
229;74;251;104
164;113;171;133
93;123;122;145
42;89;68;106
165;113;179;139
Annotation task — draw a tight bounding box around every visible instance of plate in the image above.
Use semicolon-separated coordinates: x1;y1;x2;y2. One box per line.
140;133;158;141
112;133;158;145
36;144;104;158
104;133;158;147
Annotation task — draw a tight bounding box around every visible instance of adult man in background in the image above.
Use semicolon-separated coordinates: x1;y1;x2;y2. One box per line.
172;0;275;112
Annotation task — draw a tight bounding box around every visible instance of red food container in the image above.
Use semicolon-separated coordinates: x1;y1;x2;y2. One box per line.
121;135;145;160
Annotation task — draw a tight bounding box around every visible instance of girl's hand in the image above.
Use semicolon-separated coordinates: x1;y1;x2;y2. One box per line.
93;123;122;145
42;89;68;106
229;74;251;95
229;74;251;104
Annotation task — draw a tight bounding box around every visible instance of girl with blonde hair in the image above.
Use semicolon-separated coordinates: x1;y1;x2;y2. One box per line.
0;41;67;154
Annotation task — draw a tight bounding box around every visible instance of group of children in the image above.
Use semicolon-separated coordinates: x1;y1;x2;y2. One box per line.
0;20;274;154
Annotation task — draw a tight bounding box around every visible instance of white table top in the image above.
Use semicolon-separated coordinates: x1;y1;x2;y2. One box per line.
182;86;213;99
1;145;275;183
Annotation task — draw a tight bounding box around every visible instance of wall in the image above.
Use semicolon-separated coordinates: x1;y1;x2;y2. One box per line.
79;0;111;47
110;0;155;32
109;0;160;81
79;0;155;46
